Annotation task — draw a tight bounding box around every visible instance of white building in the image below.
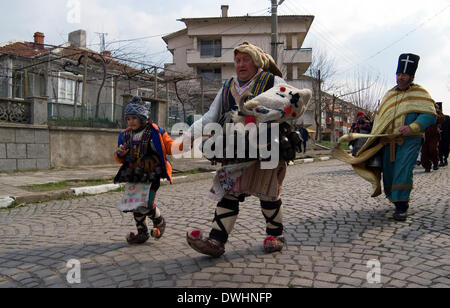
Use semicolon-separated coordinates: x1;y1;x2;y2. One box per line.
163;5;316;127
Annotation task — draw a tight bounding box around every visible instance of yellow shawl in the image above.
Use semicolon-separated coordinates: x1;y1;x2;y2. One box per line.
332;84;436;197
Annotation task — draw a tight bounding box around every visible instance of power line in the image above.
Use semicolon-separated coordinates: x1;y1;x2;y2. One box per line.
339;2;450;74
247;7;271;16
1;12;312;84
282;0;366;71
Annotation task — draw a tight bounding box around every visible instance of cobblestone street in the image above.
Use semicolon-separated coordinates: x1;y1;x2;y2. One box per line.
0;160;449;288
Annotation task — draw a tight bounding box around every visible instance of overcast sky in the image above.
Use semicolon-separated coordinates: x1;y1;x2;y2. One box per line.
1;0;449;113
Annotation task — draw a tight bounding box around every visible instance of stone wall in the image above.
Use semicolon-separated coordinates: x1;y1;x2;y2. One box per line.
0;123;50;171
49;126;122;169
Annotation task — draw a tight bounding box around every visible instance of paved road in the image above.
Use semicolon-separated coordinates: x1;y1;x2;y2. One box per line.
0;160;449;288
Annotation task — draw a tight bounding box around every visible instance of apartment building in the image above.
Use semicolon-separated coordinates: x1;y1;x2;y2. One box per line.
163;5;316;127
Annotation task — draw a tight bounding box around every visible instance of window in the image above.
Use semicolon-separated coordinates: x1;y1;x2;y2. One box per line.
12;70;25;99
199;68;222;83
0;71;8;98
200;39;222;57
3;69;47;99
58;75;81;105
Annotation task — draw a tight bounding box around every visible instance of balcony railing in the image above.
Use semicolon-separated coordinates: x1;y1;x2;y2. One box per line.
283;48;312;64
0;98;31;124
187;49;234;65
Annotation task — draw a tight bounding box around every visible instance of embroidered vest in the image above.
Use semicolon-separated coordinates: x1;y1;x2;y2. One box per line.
118;124;163;183
221;71;275;115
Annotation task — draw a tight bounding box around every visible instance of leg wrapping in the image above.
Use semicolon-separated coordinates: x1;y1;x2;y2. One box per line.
209;198;240;244
133;212;148;235
261;200;284;237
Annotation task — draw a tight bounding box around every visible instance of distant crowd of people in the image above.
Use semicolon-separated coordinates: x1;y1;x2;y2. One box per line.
350;105;449;173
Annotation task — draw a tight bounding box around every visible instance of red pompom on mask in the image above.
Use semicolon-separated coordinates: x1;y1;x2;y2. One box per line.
284;108;292;117
245;116;257;125
280;87;286;92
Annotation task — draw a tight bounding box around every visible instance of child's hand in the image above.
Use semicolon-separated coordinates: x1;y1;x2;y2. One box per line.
117;145;129;157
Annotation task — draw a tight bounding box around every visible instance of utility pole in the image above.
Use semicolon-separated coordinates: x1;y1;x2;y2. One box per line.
317;69;322;141
200;76;204;115
82;52;88;119
271;0;278;63
331;95;336;143
154;66;158;100
271;0;284;63
165;80;169;129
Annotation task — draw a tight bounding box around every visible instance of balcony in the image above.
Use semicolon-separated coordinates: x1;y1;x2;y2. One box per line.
282;48;312;65
187;48;234;66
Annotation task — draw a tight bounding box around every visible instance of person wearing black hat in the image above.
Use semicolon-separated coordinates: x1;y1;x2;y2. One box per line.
335;54;437;222
377;54;437;221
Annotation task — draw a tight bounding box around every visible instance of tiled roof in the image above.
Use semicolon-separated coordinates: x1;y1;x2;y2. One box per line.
0;41;146;77
0;41;50;58
54;45;143;74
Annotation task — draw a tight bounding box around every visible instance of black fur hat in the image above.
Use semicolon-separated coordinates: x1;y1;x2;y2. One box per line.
396;53;420;76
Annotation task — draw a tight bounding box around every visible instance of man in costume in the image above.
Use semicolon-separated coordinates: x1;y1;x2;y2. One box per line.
349;111;373;156
421;103;444;172
438;103;450;167
333;53;436;222
184;42;296;257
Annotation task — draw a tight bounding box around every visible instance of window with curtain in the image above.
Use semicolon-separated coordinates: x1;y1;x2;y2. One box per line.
58;76;81;105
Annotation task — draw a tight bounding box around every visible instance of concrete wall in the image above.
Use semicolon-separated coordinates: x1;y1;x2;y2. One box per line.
0;123;50;171
0;123;123;171
49;126;122;169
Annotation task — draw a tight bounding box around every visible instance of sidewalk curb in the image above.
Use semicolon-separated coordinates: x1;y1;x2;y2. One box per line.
72;184;123;196
293;156;332;165
14;190;73;205
4;157;334;207
0;196;15;209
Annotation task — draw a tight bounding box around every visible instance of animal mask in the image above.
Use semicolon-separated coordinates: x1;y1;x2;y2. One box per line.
232;84;312;125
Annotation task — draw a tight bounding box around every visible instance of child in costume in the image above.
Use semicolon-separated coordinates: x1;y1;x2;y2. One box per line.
114;96;182;244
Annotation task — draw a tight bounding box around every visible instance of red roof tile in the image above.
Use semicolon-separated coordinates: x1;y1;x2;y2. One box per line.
0;41;50;58
0;41;152;79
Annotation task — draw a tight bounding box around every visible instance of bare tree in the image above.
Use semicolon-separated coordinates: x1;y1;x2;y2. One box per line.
306;47;342;140
345;69;388;119
172;77;203;123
